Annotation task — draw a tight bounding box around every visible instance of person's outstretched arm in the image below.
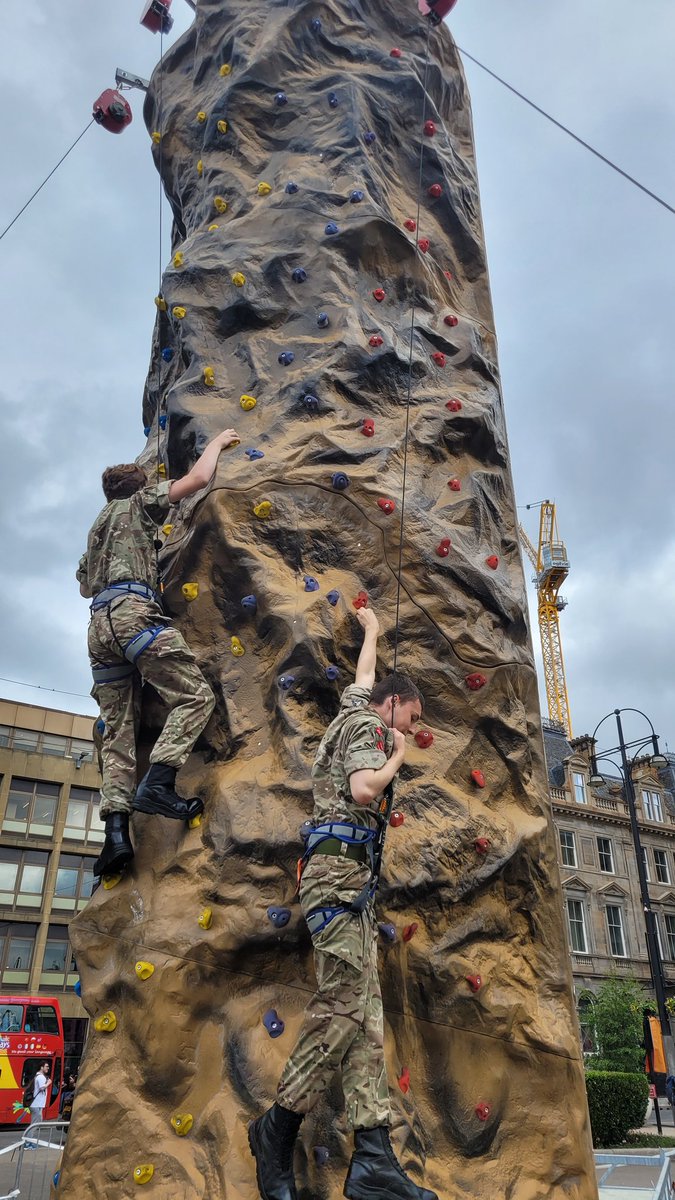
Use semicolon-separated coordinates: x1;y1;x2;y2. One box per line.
354;606;380;690
168;428;240;503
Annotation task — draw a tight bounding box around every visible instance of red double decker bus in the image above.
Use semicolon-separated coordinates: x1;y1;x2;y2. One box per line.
0;996;63;1124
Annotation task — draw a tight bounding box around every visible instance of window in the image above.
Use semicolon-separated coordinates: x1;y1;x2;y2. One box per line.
0;848;48;908
606;905;627;957
643;791;663;822
0;1004;23;1033
40;927;76;988
642;847;651;881
64;788;104;844
69;740;94;764
665;914;675;960
52;855;94;912
566;898;588;953
24;1004;59;1035
597;837;614;874
654;849;670;884
0;922;37;984
0;726;10;748
11;729;39;754
578;994;596;1054
3;778;59;838
559;830;576;868
0;726;93;758
40;734;68;758
572;772;587;805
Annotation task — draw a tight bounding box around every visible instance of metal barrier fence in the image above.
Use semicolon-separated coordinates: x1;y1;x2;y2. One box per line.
6;1121;70;1200
596;1151;673;1200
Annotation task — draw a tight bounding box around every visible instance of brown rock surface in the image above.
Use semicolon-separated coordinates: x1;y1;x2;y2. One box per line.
61;1;598;1197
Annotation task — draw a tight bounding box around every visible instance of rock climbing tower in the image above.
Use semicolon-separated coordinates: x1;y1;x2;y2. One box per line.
60;0;598;1197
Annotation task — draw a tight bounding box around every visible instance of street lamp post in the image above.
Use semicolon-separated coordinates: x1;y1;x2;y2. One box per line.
589;708;675;1107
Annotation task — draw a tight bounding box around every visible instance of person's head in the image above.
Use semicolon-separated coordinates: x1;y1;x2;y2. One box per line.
370;672;424;734
41;1061;50;1075
101;463;147;502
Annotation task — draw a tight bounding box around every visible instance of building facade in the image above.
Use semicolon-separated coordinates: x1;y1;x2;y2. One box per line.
0;698;102;1071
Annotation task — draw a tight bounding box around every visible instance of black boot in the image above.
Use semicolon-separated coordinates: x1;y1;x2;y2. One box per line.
93;813;134;878
248;1102;303;1200
344;1126;438;1200
132;763;203;821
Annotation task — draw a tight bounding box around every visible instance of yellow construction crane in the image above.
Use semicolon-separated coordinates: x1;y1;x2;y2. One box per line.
518;501;573;737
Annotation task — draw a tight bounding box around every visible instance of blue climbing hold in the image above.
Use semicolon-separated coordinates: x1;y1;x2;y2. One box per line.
364;130;377;145
275;92;288;106
241;594;257;613
328;92;339;108
326;665;340;681
314;1147;330;1167
143;425;151;437
263;1009;285;1039
324;222;339;236
317;312;330;328
161;347;174;362
350;189;364;203
245;447;265;460
159;414;167;430
279;674;295;690
300;819;314;841
279;351;295;366
292;267;307;283
95;718;105;735
302;393;319;411
285;181;299;194
379;922;397;943
53;1171;61;1188
331;472;349;490
310;16;322;30
304;576;320;592
74;979;82;997
326;589;340;606
267;906;291;929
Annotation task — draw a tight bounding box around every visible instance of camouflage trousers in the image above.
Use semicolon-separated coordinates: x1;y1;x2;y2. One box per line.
88;596;215;817
277;856;390;1130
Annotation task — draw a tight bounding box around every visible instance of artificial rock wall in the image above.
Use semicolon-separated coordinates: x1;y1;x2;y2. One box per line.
61;1;598;1197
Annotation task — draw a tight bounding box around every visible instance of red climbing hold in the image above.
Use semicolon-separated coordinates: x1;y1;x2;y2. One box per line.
415;729;434;749
436;538;451;557
428;183;443;198
362;418;375;437
369;334;384;347
447;478;461;492
470;769;486;789
486;555;499;570
92;89;133;134
474;837;490;856
466;974;482;993
390;47;402;58
444;270;453;280
432;351;446;367
418;238;430;253
352;590;369;610
403;923;418;943
378;497;395;515
398;1068;411;1094
140;0;174;34
373;288;386;302
444;314;459;328
423;120;437;137
389;811;405;828
445;398;462;412
465;673;487;691
404;219;417;232
475;1102;491;1122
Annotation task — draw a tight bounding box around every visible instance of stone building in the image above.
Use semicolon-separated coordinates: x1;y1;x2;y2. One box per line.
0;698;102;1071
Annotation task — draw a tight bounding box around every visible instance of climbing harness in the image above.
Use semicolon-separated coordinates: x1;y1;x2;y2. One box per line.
90;580;159;610
90;582;165;685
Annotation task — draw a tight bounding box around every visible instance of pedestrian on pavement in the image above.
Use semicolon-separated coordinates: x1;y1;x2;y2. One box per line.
59;1072;77;1121
27;1061;50;1144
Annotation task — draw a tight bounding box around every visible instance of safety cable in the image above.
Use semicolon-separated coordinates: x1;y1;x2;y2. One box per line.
0;119;95;244
0;675;92;702
154;29;166;593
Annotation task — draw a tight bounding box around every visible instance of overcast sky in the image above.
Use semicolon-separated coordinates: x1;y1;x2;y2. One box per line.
1;0;674;756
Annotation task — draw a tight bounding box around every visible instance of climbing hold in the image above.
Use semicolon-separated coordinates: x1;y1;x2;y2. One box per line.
245;448;264;460
403;923;419;943
474;837;490;856
466;974;482;993
362;418;375;437
267;906;291;928
94;1011;117;1033
465;673;487;691
415;730;434;749
444;270;453;280
253;500;273;519
369;335;383;347
378;922;397;943
198;908;212;929
53;1170;60;1188
447;478;461;492
157;464;166;476
74;979;82;997
197;111;207;123
325;665;340;681
404;219;417;232
471;769;486;789
171;1113;194;1136
310;16;322;30
274;92;288;106
162;524;173;536
279;674;295;690
417;239;431;256
446;398;462;412
486;555;499;570
314;1147;330;1167
317;312;330;327
189;813;202;830
151;131;161;144
285;180;299;194
240;394;257;410
208;223;219;231
432;351;447;369
214;196;228;213
278;351;295;366
377;497;395;515
389;811;404;827
352;590;368;609
372;288;386;302
155;295;167;312
173;253;184;270
217;119;228;134
96;718;106;735
135;961;155;981
144;426;151;438
257;181;272;196
390;47;402;57
324;222;339;236
172;306;187;320
303;394;319;411
231;636;245;657
182;583;199;601
436;538;451;557
203;367;215;387
444;315;459;330
232;272;246;286
475;1103;491;1122
328;92;339;107
196;160;203;177
326;589;340;606
93;89;134;134
161;347;174;362
300;820;314;841
424;120;437;136
364;131;377;144
133;1164;154;1185
292;267;307;282
263;1009;285;1038
331;472;349;490
219;63;231;76
241;594;257;613
159;414;168;430
428;183;443;198
103;873;122;890
304;576;320;592
398;1068;411;1094
350;189;364;202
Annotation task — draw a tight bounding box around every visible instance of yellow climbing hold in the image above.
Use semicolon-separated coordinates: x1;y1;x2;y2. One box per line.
182;582;199;601
197;111;207;123
172;306;187;320
232;271;246;287
197;159;203;177
257;181;272;196
188;813;202;829
135;961;155;981
157;464;166;477
171;1112;194;1137
219;63;232;76
133;1165;154;1186
102;873;122;890
155;295;167;312
198;908;213;930
94;1011;117;1034
208;223;220;231
253;500;273;520
231;636;245;657
173;251;184;268
240;394;257;411
217;119;228;134
203;367;215;387
151;131;161;144
214;196;228;213
162;523;173;536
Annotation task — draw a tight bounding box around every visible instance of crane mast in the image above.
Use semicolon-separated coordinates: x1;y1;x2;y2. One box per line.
518;501;572;737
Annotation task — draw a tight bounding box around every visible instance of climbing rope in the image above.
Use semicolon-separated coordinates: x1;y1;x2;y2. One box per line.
154;28;167;593
0;120;95;244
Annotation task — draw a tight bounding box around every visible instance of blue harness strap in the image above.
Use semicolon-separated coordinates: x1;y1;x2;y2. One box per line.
302;820;378;938
91;580;159;611
123;626;165;665
91;661;135;685
90;626;165;686
305;906;350;937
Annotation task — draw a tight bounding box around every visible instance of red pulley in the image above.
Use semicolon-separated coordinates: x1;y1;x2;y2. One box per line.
93;89;133;134
140;0;174;34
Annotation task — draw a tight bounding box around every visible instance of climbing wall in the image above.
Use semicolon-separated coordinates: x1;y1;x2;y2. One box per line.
61;1;598;1197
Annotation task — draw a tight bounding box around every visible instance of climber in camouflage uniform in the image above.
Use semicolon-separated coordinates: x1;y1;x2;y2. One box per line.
76;427;239;879
249;608;437;1200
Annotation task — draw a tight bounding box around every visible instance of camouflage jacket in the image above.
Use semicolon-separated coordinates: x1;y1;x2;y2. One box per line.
76;481;172;599
311;684;395;829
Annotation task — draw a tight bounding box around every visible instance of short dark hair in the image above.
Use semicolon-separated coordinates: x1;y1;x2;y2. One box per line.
371;672;424;711
102;463;147;502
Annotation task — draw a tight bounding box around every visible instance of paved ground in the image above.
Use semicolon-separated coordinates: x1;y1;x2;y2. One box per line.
0;1125;66;1199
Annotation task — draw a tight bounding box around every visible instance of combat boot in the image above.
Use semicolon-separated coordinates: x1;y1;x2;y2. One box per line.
93;813;134;878
248;1102;303;1200
132;764;203;822
344;1126;438;1200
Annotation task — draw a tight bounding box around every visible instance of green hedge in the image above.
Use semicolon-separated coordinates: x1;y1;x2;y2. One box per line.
585;1071;650;1147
